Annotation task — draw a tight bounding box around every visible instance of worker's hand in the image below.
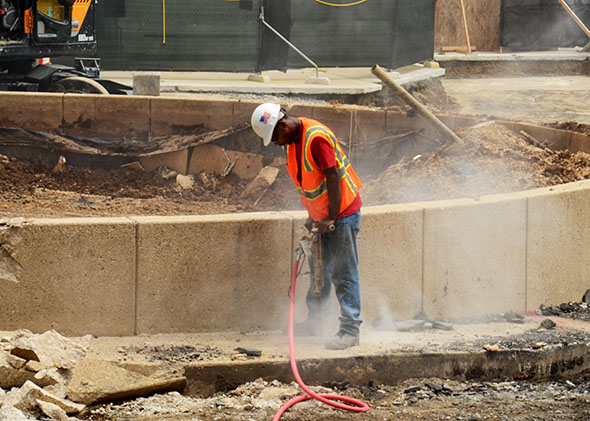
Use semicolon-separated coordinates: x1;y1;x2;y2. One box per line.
316;219;336;234
304;216;314;232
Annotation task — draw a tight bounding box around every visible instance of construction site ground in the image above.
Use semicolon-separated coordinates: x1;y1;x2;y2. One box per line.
3;312;590;420
3;56;590;420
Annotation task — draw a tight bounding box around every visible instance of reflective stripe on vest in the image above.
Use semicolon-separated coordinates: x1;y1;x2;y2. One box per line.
301;126;358;201
284;118;361;220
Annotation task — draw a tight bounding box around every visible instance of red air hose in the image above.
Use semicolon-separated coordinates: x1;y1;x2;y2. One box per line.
272;254;370;420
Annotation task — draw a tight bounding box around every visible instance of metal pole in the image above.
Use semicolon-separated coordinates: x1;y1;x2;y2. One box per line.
259;7;319;78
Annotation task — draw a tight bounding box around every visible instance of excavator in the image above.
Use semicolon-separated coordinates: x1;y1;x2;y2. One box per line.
0;0;129;94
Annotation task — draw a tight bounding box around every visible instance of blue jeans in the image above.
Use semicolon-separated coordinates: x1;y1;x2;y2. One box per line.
307;211;362;336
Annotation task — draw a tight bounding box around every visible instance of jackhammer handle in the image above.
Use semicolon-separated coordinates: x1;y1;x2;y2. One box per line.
311;224;336;233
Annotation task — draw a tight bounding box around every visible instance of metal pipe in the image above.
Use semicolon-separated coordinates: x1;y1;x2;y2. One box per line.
259;7;319;78
372;64;465;146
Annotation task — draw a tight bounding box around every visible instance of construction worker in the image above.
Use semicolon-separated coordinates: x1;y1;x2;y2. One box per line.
251;103;363;350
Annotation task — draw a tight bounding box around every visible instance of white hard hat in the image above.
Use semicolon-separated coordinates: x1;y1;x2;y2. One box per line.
251;103;285;146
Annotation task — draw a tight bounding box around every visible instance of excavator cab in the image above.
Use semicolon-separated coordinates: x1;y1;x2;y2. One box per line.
0;0;129;94
34;0;75;43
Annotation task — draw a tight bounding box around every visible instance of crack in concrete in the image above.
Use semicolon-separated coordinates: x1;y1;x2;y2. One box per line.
0;218;27;283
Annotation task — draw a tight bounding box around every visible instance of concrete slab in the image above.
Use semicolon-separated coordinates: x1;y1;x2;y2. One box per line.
526;180;590;310
422;195;527;320
435;50;590;62
131;213;293;334
0;218;136;336
187;144;264;180
100;67;445;97
67;359;185;405
82;315;590;397
139;150;189;174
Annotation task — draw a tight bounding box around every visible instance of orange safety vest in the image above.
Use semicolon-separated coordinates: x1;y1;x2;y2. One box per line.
285;117;362;221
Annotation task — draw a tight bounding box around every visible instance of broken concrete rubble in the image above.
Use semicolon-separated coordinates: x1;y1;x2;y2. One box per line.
10;330;89;371
1;381;84;415
0;352;39;389
175;173;195;189
0;330;90;419
36;399;71;421
0;406;30;421
66;358;186;405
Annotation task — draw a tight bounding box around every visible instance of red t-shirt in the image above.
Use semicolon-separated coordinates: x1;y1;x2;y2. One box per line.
295;128;362;219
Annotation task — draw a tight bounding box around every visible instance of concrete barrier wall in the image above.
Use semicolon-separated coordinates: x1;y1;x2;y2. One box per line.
2;181;590;336
3;93;587;154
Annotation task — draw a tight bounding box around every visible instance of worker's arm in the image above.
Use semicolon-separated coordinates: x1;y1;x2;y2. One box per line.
316;166;340;234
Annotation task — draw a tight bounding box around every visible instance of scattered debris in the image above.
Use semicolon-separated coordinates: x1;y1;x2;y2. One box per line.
51;156;67;174
234;347;262;357
540;319;557;330
155;166;178;180
222;149;239;177
175;174;195;189
121;344;221;364
482;344;500;352
539;301;590;321
120;161;145;171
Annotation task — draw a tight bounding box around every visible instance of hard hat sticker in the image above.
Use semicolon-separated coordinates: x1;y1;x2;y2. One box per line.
260;112;271;124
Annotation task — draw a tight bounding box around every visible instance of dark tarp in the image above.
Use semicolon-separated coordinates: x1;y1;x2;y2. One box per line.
95;0;435;72
502;0;590;50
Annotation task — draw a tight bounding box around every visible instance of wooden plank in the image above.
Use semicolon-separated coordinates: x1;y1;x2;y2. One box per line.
459;0;472;54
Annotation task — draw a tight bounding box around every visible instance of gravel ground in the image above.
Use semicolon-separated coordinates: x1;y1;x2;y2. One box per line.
85;376;590;421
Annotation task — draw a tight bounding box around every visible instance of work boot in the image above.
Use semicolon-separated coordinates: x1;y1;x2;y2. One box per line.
325;332;359;350
292;319;322;337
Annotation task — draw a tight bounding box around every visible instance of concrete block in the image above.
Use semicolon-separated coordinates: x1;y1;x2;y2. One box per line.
423;196;527;320
133;72;160;96
139;150;189;174
150;98;233;136
132;213;292;333
188;144;264;180
0;218;136;336
0;93;63;132
526;181;590;310
360;204;424;322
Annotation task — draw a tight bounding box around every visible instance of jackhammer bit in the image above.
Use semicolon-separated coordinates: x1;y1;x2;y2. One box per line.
299;231;324;298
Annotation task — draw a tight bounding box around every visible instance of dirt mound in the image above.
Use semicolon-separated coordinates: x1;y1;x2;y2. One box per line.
547;121;590;135
1;122;590;218
362;122;590;206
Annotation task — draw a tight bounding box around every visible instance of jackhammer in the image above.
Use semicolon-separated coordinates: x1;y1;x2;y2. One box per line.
298;223;335;301
273;222;369;420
